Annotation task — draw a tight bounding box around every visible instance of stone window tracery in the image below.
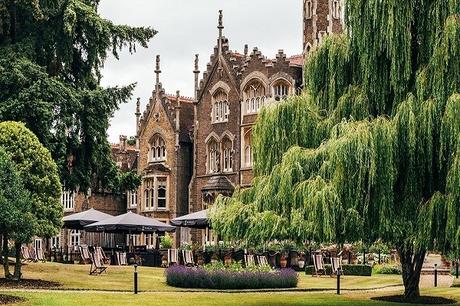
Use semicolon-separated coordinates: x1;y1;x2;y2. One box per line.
150;134;166;162
243;129;253;167
244;80;266;115
222;137;233;172
207;139;219;174
332;0;340;19
143;176;168;211
305;0;313;19
212;90;229;123
273;80;291;101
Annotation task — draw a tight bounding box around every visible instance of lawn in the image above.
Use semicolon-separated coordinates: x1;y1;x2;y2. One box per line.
1;263;458;306
14;262;403;292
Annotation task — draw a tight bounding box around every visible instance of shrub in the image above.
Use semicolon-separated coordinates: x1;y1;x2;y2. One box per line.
159;235;173;249
165;266;298;289
203;261;272;273
373;264;401;275
305;264;372;276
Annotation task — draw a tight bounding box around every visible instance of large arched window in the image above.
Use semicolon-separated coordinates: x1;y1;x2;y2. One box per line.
212;90;229;123
207;139;219;173
272;80;291;101
150;134;166;162
332;0;340;19
244;79;266;114
305;0;313;19
243;129;253;167
222;137;233;172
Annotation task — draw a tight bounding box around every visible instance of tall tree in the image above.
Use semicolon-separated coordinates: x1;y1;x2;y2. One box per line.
211;0;460;299
0;121;61;280
0;0;155;193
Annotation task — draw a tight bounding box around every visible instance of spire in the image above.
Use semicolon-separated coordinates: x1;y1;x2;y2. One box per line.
155;55;161;98
217;10;224;56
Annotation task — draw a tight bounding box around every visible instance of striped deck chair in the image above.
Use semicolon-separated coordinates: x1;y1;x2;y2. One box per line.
28;246;38;262
79;245;91;264
244;254;255;267
312;252;326;277
95;247;110;265
21;245;31;262
167;249;178;266
331;255;343;276
36;248;46;262
89;249;107;275
257;255;269;268
116;252;128;266
182;250;194;266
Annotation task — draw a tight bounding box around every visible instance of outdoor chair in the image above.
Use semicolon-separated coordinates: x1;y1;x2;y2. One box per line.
312;252;326;277
244;254;255;267
95;246;110;265
167;249;179;266
330;251;343;276
116;251;128;266
36;248;46;263
182;250;194;266
257;255;269;268
89;249;107;275
21;245;32;262
28;246;38;262
79;245;91;264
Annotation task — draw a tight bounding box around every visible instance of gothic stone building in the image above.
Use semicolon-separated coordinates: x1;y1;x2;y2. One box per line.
134;0;342;246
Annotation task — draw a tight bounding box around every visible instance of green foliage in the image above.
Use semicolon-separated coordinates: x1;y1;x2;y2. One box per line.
373;264;402;275
159;234;173;249
0;0;155;193
0;121;62;238
203;261;272;273
304;264;372;276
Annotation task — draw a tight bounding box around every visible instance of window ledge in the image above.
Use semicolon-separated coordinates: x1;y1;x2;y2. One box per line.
240;166;253;171
211;120;228;125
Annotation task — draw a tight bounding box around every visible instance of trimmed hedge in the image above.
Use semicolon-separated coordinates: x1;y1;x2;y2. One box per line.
165;266;298;289
305;264;372;276
373;264;401;275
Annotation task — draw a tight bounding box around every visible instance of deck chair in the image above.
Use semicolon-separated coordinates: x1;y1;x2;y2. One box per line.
36;248;46;262
331;255;343;276
167;249;178;266
312;252;326;277
95;247;110;265
28;246;38;262
89;250;107;275
116;251;128;266
79;245;91;264
244;254;255;267
21;245;31;262
182;250;194;266
257;255;269;267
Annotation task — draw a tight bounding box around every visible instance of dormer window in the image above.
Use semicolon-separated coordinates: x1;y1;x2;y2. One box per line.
212;90;229;123
150;134;166;162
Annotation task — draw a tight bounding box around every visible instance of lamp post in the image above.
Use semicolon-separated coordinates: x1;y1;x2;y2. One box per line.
134;263;138;294
456;261;459;279
434;264;438;287
337;268;341;295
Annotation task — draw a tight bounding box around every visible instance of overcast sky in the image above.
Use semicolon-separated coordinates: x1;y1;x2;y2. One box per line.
100;1;303;143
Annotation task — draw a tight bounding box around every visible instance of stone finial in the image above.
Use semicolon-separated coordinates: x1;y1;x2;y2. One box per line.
194;54;199;73
218;10;224;30
136;98;141;114
244;44;249;57
155;55;161;94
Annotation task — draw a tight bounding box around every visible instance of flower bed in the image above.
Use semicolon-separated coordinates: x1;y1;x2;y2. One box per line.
165;265;298;289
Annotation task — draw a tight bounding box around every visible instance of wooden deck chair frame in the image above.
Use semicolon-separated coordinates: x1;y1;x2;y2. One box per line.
79;245;91;264
36;247;46;262
21;245;31;262
28;246;38;262
182;250;194;266
168;249;178;266
116;251;127;266
330;256;343;276
257;255;269;267
244;254;255;267
312;252;326;277
89;250;107;275
95;247;110;265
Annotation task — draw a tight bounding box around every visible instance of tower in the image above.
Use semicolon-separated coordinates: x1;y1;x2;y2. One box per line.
303;0;343;55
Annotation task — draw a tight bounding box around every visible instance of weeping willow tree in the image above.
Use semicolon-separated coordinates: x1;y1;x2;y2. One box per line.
211;0;460;299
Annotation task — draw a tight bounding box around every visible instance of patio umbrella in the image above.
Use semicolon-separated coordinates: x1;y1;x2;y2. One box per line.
84;211;176;234
170;209;209;229
62;208;112;230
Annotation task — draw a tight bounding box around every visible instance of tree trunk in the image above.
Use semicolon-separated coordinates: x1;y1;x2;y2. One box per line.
2;234;11;279
398;247;426;300
12;241;22;281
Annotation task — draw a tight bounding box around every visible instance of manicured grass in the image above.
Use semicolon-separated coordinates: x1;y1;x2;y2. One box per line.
18;262;402;291
4;288;460;306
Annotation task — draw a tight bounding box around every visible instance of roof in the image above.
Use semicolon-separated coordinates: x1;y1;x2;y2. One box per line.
201;175;235;192
288;54;304;67
164;94;194;143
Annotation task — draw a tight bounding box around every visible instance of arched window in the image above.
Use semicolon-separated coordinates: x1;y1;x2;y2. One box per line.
222;137;233;172
244;79;266;114
150;134;166;162
273;80;291;101
157;177;167;209
332;0;340;19
243;129;253;167
212;90;229;123
207;139;219;173
305;0;313;19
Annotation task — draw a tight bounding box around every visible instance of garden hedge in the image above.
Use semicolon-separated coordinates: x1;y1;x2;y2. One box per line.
165;266;298;289
305;264;372;276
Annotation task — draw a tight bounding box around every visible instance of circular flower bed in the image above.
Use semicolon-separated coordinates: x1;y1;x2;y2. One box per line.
165;264;298;290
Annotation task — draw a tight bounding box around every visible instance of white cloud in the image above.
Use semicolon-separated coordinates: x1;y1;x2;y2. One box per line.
100;0;303;143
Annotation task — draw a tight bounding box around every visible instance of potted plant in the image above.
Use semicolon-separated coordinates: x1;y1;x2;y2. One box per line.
298;252;306;269
161;254;168;267
211;253;219;265
159;234;173;250
224;252;232;266
196;253;205;266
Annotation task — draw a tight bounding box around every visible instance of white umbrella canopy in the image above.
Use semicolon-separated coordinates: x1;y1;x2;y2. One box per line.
84;211;175;234
62;208;112;230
